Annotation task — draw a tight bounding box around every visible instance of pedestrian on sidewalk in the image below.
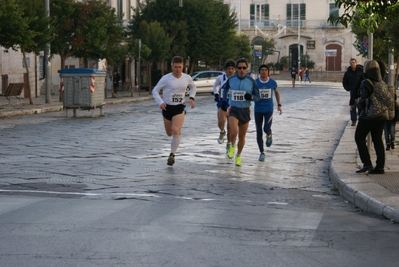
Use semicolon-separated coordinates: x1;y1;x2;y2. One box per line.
304;68;311;83
354;60;391;174
221;58;260;167
254;64;282;161
298;70;303;82
152;56;196;166
343;58;363;126
376;60;398;151
213;59;236;145
113;70;121;91
290;67;298;88
384;94;398;150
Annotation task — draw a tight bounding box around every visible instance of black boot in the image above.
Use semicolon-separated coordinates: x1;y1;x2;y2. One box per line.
356;165;373;173
386;143;391;151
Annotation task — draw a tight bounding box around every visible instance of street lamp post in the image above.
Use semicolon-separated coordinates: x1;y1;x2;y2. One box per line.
45;0;51;103
297;0;301;74
238;0;241;34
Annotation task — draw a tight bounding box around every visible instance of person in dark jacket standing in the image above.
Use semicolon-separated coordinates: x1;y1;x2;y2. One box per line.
354;60;389;174
113;70;121;91
343;58;363;126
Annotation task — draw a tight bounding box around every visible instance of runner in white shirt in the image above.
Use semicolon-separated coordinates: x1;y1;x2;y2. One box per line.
212;59;236;145
152;56;196;166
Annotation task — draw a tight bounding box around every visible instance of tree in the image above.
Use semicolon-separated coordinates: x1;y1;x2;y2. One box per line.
210;32;252;70
106;42;129;98
0;0;29;50
50;0;127;99
328;0;398;27
350;4;399;85
129;0;237;73
2;0;53;104
300;54;315;69
138;20;172;89
73;0;124;67
50;0;79;70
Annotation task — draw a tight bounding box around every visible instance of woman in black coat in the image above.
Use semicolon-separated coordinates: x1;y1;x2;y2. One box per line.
354;60;389;174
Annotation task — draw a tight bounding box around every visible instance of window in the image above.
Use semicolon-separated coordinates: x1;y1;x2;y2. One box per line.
39;56;44;80
250;4;270;27
286;3;306;28
329;3;339;18
327;3;340;27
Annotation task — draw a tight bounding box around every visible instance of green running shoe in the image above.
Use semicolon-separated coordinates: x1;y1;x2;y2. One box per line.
235;155;242;166
227;144;235;159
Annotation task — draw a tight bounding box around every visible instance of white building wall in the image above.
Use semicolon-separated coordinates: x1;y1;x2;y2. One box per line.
226;0;364;71
0;48;42;98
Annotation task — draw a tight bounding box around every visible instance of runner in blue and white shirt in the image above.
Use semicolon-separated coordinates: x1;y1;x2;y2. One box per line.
212;59;235;144
254;64;282;162
221;58;260;167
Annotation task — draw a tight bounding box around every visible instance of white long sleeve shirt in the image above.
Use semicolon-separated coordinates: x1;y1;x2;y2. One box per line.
152;73;196;106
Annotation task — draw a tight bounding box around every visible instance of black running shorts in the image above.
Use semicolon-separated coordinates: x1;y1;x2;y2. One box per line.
229;106;251;125
162;104;186;121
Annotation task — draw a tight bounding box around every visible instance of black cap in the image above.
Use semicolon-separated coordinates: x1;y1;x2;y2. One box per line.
224;59;236;69
258;64;269;73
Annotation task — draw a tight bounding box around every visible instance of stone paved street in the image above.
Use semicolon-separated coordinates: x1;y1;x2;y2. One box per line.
2;82;399;267
0;82;350;208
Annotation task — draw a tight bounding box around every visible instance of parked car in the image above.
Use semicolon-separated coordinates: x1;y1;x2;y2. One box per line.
185;70;224;95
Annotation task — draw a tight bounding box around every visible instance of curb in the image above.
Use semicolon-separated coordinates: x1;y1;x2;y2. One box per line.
329;124;399;222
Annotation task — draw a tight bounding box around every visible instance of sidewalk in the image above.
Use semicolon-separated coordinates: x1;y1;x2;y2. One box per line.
0;90;153;118
1;88;399;222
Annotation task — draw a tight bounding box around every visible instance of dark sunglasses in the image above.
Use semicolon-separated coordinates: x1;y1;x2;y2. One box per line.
237;66;247;70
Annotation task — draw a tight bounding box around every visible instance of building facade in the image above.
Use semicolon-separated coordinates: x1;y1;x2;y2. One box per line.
225;0;362;72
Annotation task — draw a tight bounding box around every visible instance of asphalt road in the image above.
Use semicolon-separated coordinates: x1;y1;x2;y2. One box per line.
0;82;398;267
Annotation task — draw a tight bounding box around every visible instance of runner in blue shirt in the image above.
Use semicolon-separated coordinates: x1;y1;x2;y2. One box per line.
221;58;259;166
254;64;282;161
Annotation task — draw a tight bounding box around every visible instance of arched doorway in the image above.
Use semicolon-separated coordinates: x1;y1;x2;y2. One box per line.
325;44;342;71
289;44;303;69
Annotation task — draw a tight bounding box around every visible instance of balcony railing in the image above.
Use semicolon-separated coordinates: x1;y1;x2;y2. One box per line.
245;19;344;30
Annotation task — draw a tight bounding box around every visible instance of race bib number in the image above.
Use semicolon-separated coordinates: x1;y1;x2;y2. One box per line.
259;89;272;99
220;88;224;98
231;90;245;101
170;93;184;104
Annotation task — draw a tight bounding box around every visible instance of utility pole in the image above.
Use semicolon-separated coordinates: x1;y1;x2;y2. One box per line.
137;39;141;96
367;33;373;60
45;0;51;103
388;48;395;120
